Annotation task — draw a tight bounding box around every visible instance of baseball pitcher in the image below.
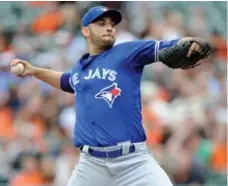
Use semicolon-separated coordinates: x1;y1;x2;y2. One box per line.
10;6;213;186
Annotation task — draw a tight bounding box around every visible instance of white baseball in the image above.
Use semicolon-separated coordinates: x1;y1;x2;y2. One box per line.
10;63;25;76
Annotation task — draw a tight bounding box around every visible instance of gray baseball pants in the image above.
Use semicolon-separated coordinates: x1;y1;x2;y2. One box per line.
66;142;173;186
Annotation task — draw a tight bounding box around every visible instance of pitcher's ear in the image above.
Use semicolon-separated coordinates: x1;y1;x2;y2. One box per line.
81;27;90;37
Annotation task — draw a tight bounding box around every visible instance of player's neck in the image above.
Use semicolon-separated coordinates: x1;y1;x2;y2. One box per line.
88;44;106;56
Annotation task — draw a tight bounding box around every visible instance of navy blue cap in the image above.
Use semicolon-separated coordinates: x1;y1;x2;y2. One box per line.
82;6;122;27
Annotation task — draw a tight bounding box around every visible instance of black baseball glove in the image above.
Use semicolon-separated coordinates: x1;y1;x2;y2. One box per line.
158;38;214;69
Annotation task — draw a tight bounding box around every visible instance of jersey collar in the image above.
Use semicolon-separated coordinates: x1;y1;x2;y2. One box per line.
79;53;97;68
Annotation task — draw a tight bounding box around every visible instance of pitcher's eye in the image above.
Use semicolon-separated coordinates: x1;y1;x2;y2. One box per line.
111;22;116;27
97;21;105;26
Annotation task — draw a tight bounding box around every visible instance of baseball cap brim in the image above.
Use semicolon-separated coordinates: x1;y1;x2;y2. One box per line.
91;9;122;25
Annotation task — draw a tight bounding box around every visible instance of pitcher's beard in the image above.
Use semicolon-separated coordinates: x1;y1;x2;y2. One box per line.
101;40;115;49
90;33;115;51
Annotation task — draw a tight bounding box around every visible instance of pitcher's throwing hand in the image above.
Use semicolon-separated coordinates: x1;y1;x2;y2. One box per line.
10;59;35;77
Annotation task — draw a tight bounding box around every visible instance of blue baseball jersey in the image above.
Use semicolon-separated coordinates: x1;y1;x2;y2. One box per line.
60;39;179;147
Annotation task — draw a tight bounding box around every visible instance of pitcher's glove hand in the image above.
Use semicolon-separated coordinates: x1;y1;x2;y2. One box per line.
158;38;214;69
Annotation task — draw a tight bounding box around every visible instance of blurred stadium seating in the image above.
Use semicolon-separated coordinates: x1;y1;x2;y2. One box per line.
0;1;227;186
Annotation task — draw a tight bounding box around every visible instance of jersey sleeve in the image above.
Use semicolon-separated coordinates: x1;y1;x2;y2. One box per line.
60;72;75;94
157;39;180;61
123;39;180;70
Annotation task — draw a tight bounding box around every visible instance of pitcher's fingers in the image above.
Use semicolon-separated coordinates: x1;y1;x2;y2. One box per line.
194;43;202;53
10;59;24;66
187;42;197;57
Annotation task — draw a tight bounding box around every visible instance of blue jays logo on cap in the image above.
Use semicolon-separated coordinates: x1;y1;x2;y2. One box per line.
95;83;121;108
82;6;122;27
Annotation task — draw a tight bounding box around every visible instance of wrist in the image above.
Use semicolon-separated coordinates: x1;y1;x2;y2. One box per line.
32;67;40;76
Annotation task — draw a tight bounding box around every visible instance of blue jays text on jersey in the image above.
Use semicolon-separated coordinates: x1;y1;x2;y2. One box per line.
60;39;179;147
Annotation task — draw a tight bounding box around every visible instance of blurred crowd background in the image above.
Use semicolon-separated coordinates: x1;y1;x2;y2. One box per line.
0;1;227;186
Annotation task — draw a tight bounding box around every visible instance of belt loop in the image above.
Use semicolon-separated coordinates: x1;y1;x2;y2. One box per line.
121;142;131;155
134;142;146;152
82;145;89;153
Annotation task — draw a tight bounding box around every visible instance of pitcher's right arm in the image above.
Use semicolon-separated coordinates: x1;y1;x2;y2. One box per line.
10;59;72;92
